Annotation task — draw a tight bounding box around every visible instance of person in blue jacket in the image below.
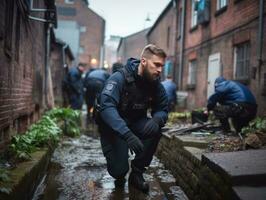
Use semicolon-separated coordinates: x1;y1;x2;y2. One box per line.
207;77;257;133
66;63;86;110
96;44;168;192
84;68;110;121
162;75;177;112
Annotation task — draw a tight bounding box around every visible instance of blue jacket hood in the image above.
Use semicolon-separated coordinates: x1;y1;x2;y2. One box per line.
215;76;226;85
125;58;140;77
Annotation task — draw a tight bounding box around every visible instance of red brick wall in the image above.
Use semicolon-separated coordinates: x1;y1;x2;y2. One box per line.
180;0;266;115
0;0;47;151
56;0;105;67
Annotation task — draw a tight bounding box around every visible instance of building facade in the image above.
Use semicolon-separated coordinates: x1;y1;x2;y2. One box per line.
176;0;266;115
56;0;105;68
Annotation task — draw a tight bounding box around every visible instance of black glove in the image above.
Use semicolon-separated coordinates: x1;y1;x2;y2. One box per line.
122;131;144;155
143;117;161;137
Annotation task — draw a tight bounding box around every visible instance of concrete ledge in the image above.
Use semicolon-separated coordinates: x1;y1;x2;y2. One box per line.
0;148;52;200
157;133;266;200
202;150;266;186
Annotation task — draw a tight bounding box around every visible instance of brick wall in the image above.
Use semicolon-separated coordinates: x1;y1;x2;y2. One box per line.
56;0;105;67
156;134;233;200
0;0;48;152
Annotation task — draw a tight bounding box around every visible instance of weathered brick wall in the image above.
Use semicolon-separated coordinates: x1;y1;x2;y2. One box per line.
0;0;47;152
156;134;233;200
56;0;105;67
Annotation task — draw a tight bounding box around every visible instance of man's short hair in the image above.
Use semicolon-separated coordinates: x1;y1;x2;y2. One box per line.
141;44;167;59
78;62;87;67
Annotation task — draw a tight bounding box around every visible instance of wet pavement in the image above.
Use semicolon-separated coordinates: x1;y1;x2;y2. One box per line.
32;133;188;200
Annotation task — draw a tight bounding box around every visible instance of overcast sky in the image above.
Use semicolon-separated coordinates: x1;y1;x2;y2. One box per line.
89;0;171;39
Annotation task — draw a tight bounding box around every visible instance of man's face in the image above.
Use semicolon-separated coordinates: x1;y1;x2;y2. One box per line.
141;55;165;83
78;65;86;73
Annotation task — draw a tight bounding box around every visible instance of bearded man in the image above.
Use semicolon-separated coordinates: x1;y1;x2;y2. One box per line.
96;44;168;192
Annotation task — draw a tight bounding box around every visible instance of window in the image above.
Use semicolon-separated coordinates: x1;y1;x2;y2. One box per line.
217;0;227;10
188;60;197;85
79;46;84;54
4;0;15;58
191;0;198;27
80;26;87;33
234;42;250;80
65;0;74;4
57;7;76;16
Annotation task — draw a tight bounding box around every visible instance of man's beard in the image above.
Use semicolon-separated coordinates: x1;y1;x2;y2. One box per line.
142;66;159;84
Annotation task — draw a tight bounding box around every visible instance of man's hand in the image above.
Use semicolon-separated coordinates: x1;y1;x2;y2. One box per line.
143;118;160;136
123;131;144;155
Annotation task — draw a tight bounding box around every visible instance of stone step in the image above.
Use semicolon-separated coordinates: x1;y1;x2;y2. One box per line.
202;149;266;186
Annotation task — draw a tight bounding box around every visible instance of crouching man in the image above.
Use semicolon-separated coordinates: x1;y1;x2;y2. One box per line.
96;44;168;192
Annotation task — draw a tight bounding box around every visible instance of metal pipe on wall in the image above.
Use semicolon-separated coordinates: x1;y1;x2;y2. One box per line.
45;23;52;106
178;0;186;90
258;0;264;67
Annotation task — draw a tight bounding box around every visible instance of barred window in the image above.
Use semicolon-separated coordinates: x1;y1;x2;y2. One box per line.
188;60;197;85
234;42;250;80
217;0;227;10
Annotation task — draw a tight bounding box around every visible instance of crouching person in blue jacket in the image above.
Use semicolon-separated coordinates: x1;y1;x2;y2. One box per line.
95;44;168;192
207;77;257;133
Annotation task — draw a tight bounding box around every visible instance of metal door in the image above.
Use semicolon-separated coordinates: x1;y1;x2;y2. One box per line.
207;53;221;98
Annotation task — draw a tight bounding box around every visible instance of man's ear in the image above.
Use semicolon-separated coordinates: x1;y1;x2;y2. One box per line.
141;57;146;66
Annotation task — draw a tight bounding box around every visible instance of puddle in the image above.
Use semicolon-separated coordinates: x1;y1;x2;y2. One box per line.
32;133;188;200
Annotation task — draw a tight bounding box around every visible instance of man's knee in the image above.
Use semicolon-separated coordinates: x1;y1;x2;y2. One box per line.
107;161;129;179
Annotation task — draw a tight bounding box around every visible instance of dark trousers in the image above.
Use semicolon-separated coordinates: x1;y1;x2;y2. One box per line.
213;103;257;132
99;118;161;179
85;79;104;117
69;93;83;110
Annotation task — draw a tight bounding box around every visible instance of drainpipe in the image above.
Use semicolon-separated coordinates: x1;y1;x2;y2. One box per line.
178;0;186;90
172;0;178;82
258;0;264;82
45;23;53;106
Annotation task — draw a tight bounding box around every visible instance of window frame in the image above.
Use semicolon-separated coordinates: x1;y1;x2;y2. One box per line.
65;0;74;4
188;59;197;87
191;0;198;28
216;0;228;10
234;42;250;81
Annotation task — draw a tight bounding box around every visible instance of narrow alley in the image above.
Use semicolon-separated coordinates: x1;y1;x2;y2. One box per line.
32;131;188;200
1;0;266;200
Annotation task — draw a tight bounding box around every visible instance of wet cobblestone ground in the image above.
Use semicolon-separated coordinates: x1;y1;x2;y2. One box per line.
32;134;188;200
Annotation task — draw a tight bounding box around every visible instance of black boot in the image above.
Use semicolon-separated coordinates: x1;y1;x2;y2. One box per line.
128;172;149;192
114;177;126;188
